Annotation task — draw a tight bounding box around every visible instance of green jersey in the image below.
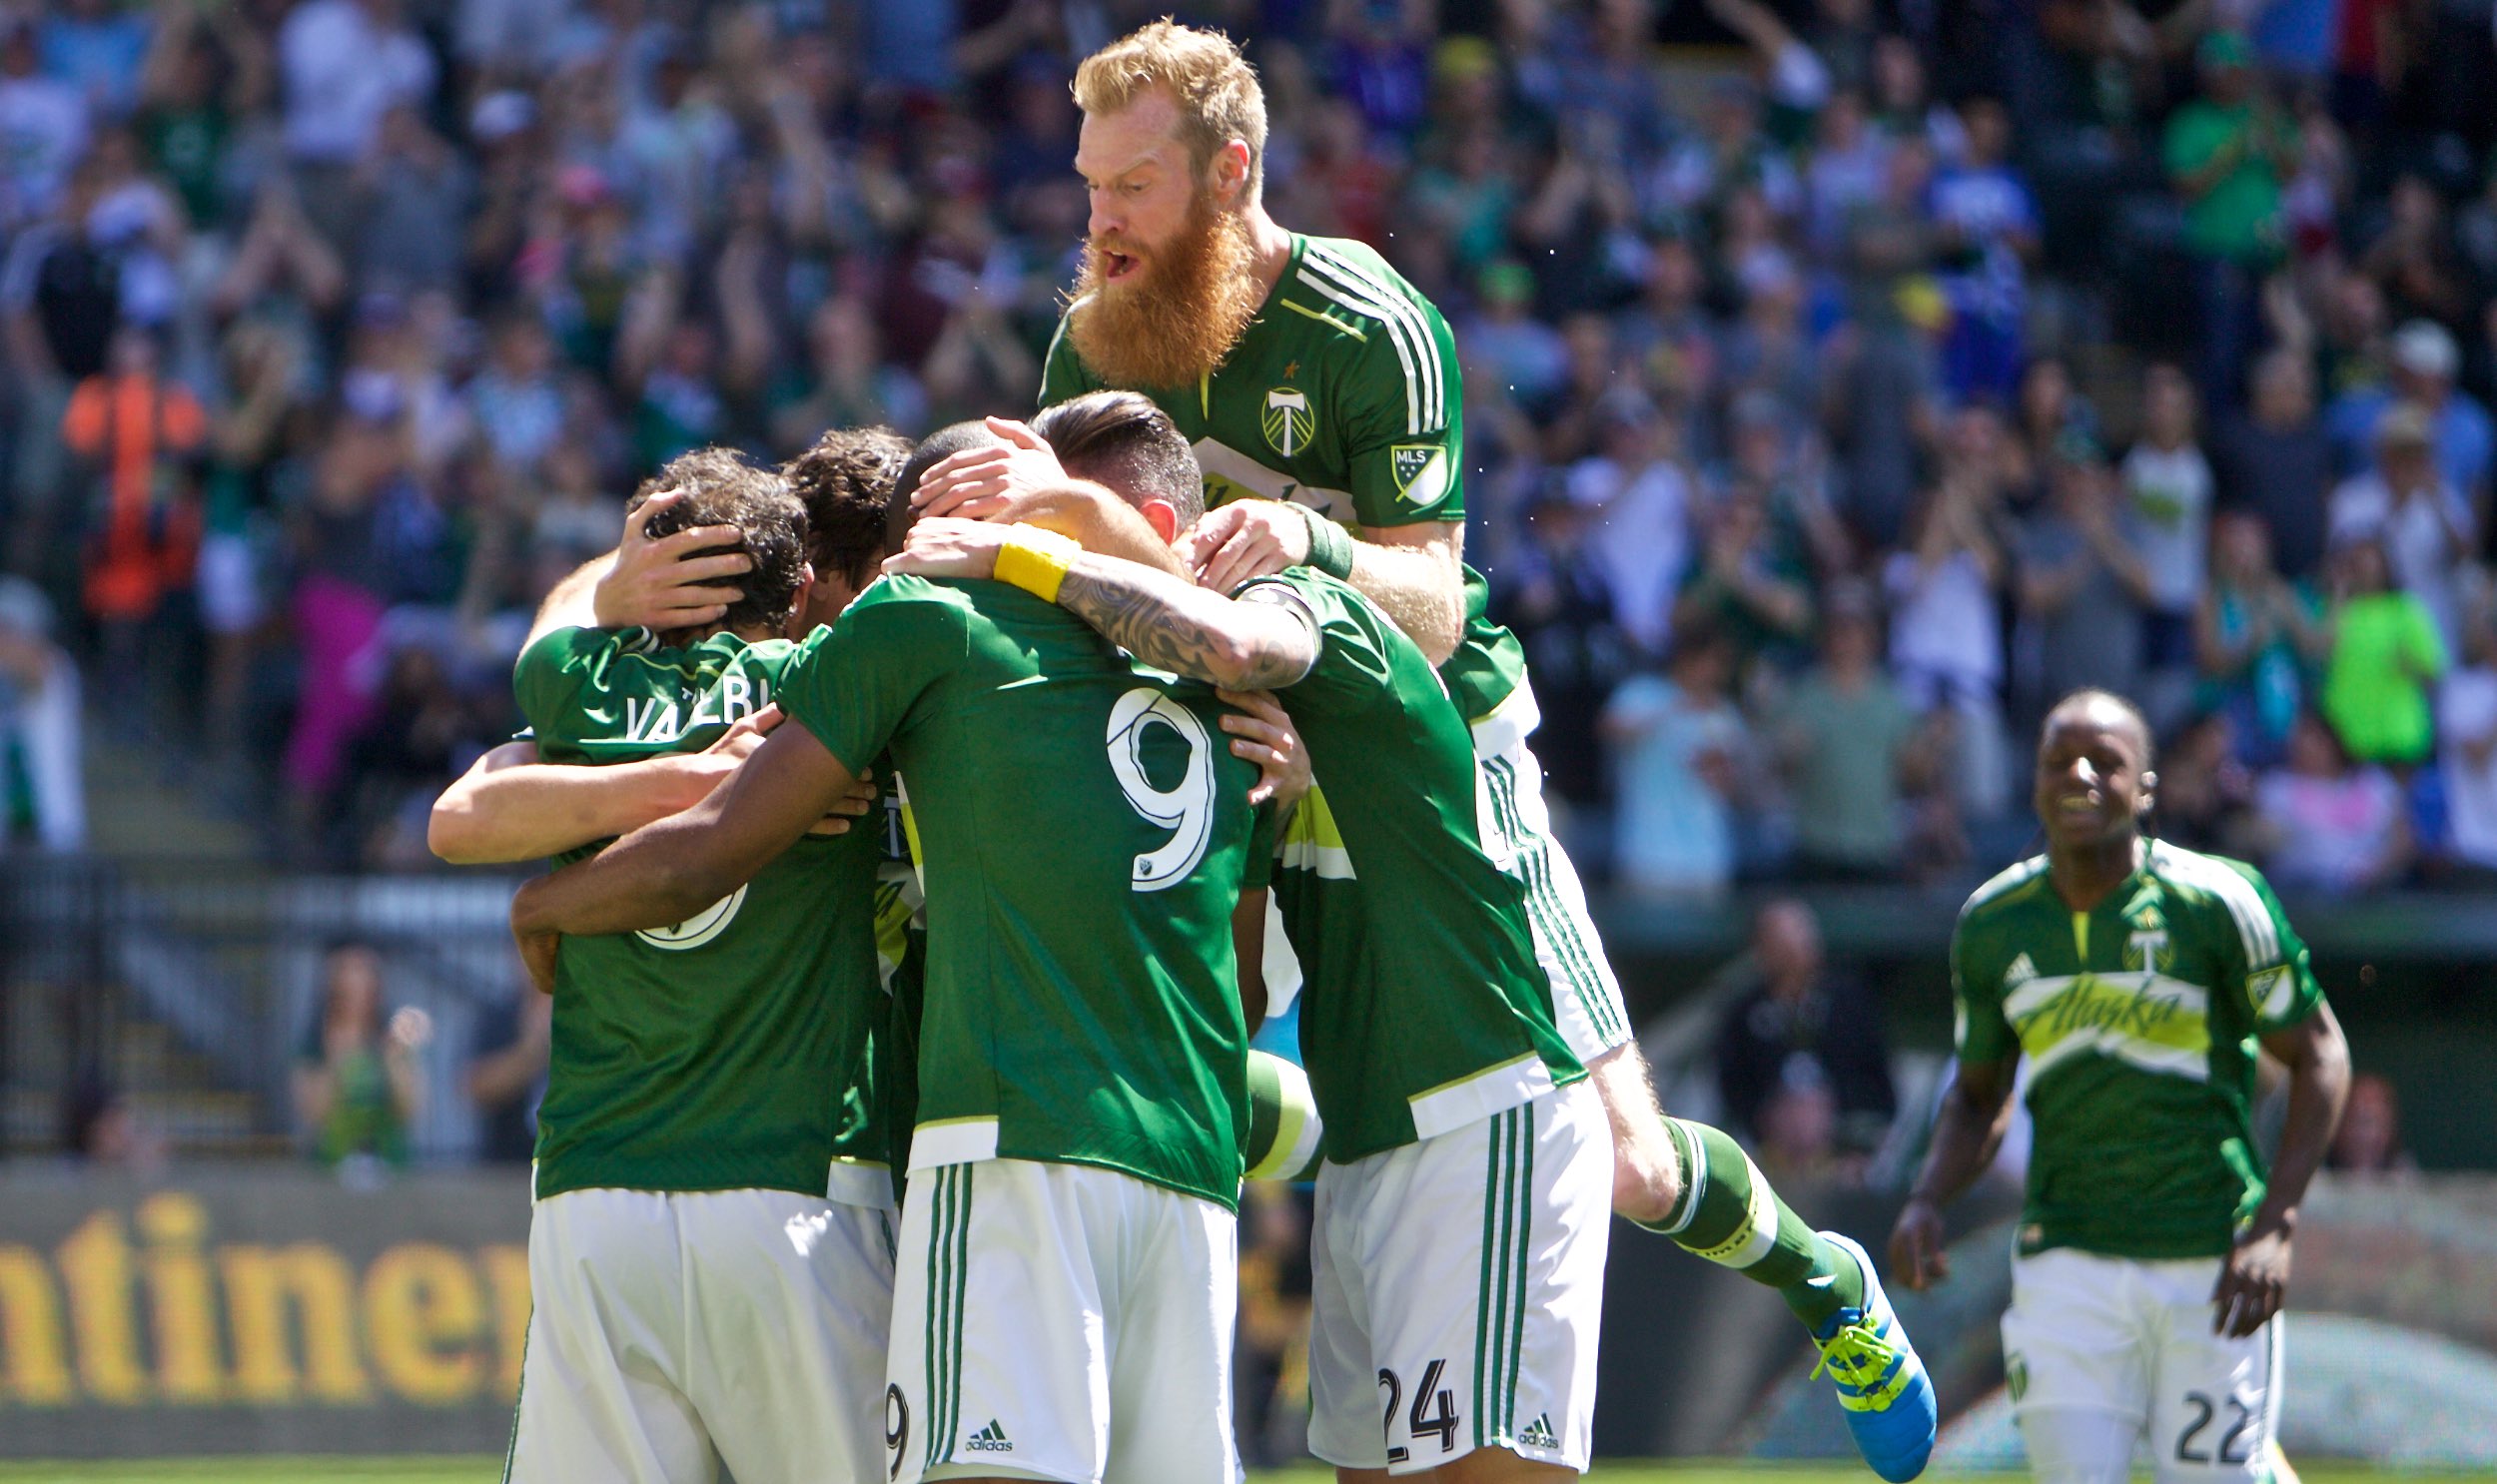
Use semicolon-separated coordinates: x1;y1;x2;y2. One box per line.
1242;570;1582;1161
1040;232;1527;723
1951;841;2327;1260
515;625;887;1204
777;573;1268;1209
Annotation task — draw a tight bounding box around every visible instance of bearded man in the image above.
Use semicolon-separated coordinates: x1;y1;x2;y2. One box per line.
912;22;1936;1484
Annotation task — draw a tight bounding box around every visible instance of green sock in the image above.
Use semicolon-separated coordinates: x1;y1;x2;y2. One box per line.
1636;1117;1865;1333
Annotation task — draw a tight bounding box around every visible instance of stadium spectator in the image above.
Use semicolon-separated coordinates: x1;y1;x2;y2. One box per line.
2162;32;2293;409
1929;95;2037;403
2330;321;2494;508
2213;349;2333;581
0;576;83;853
2197;510;2327;768
2015;431;2153;736
2319;530;2448;768
1713;899;1898;1163
2438;591;2497;881
1776;581;1936;880
1567;391;1694;657
2122;364;2215;703
2151;710;2257;856
463;981;549;1166
2251;712;2415;894
2328;402;2474;650
292;940;429;1174
61;323;206;691
1602;621;1748;902
2324;1072;2418;1174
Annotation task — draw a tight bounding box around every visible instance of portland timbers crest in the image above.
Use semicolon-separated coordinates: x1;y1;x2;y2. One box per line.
1263;386;1313;456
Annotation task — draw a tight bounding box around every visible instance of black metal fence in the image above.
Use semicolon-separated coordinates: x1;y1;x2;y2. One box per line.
0;852;533;1164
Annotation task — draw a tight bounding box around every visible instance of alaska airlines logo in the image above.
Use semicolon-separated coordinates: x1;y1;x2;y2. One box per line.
2013;974;2186;1042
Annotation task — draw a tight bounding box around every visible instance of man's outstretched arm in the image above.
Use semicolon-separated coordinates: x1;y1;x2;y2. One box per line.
510;722;858;985
433;733;760;865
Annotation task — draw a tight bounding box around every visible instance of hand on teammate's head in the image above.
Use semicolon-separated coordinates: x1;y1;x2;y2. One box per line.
911;416;1070;519
595;487;754;631
885;516;1013;581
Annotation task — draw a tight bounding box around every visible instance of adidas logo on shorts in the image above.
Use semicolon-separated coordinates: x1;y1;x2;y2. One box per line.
967;1420;1014;1453
1519;1413;1560;1450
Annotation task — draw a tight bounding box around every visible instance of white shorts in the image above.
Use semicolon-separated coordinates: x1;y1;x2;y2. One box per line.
1472;682;1633;1065
2002;1246;2284;1484
505;1184;896;1484
887;1157;1238;1484
1308;1079;1611;1475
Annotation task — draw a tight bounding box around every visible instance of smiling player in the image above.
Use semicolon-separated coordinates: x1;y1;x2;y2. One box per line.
1891;690;2350;1484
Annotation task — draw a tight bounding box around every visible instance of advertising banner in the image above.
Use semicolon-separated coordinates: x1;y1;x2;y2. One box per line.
0;1170;529;1457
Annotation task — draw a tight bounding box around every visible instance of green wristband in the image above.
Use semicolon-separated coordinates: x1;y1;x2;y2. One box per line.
1300;504;1356;580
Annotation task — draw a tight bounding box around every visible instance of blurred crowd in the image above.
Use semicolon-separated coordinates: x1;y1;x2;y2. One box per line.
0;0;2489;885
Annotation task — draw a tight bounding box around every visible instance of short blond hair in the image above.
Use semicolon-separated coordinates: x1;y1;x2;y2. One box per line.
1073;21;1266;200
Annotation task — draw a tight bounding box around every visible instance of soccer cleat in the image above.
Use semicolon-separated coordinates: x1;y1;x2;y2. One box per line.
1808;1231;1937;1483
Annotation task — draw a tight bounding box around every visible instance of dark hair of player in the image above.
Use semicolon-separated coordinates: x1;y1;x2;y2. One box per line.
784;425;910;589
895;421;1008;546
624;448;810;638
2043;687;2156;772
1033;390;1207;528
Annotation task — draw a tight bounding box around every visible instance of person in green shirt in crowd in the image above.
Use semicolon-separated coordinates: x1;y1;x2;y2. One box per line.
2319;530;2446;765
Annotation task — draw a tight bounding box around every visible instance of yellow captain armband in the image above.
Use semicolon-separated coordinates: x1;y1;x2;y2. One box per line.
992;524;1085;603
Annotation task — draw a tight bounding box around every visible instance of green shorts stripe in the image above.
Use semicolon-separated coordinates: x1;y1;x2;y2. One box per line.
1504;1105;1535;1436
946;1164;973;1463
1473;1113;1500;1449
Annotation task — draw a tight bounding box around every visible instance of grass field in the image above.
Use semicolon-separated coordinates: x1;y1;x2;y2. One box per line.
0;1464;2488;1484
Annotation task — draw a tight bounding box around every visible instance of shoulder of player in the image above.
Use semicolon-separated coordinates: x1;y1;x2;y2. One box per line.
1956;854;2052;926
2145;841;2290;947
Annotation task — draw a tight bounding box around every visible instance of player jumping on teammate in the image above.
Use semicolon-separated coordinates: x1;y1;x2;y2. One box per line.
911;25;1936;1478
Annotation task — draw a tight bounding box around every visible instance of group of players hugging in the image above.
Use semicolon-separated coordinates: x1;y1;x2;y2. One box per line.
431;22;2349;1484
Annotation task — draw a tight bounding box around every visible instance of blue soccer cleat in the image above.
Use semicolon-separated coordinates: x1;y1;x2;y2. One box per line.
1809;1231;1938;1482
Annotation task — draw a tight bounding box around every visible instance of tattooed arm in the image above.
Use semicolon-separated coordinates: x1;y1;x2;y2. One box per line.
887;517;1318;690
1055;551;1318;690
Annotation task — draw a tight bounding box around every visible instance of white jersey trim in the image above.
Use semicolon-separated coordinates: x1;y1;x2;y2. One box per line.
1191;436;1354;520
1406;1052;1558;1142
909;1116;1001;1174
1300;243;1445;433
2154;844;2281;970
828;1156;897;1212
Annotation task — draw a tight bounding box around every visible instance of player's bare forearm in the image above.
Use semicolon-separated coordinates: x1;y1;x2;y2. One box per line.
1351;524;1464;665
511;725;854;938
431;744;710;865
1907;1060;2019;1210
995;483;1193;580
2248;1004;2352;1235
1058;553;1316;691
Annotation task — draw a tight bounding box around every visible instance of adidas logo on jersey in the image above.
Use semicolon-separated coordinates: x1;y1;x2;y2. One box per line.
2004;953;2038;989
1519;1413;1561;1450
966;1420;1014;1453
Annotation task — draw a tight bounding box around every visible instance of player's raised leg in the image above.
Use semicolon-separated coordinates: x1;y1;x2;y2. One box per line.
1641;1117;1936;1481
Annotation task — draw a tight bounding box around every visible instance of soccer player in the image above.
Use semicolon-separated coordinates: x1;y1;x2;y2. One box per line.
895;389;1930;1483
1889;689;2352;1484
488;447;897;1484
507;421;1276;1484
914;25;1937;1472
